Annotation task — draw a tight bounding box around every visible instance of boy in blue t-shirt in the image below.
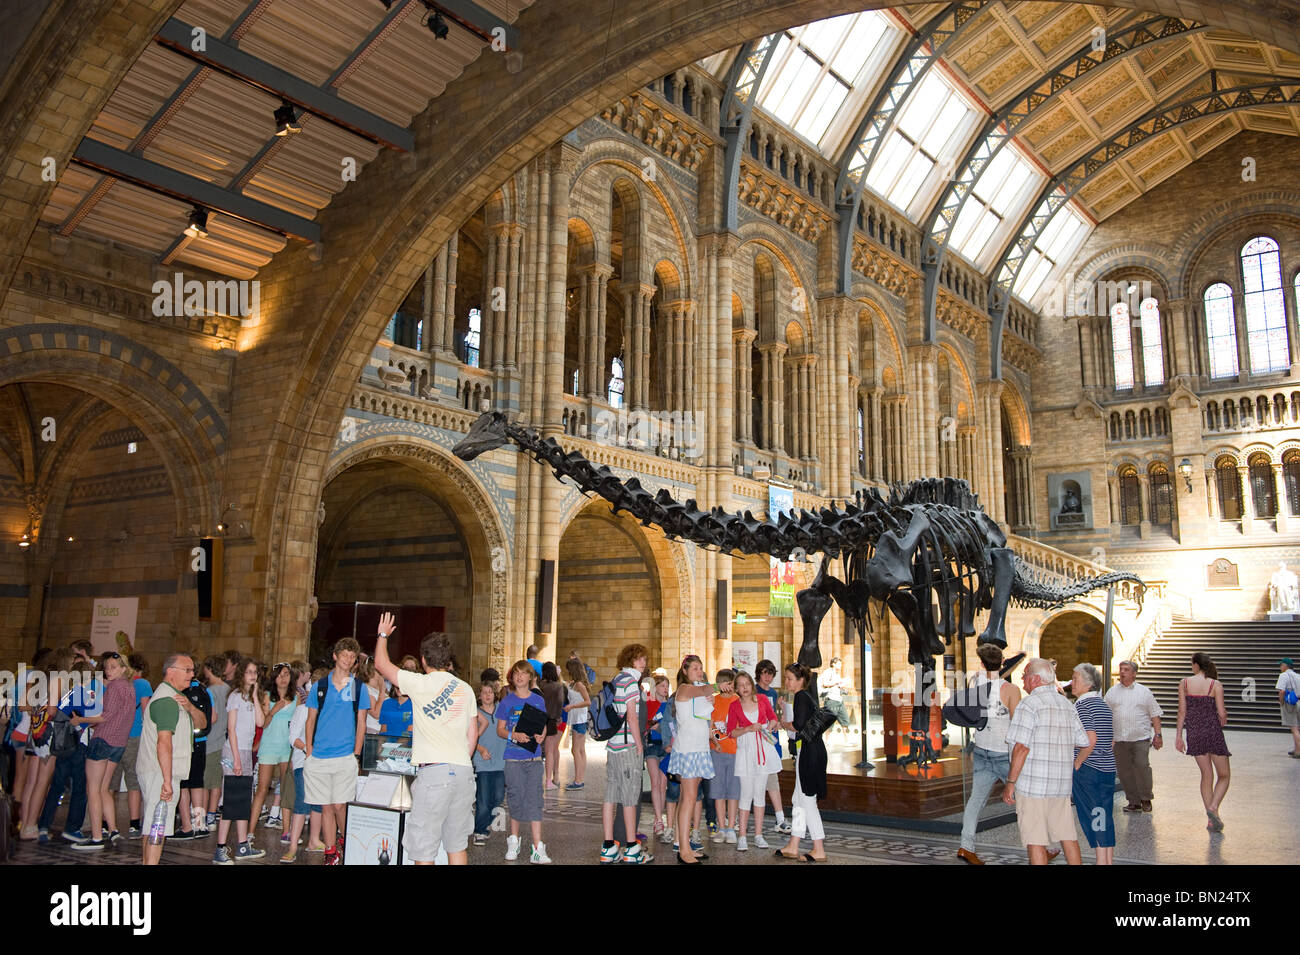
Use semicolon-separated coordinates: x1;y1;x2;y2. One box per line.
493;661;551;863
304;638;369;866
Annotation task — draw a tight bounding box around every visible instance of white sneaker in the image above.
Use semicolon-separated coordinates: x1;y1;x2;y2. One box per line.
530;841;553;864
724;828;737;844
753;833;769;849
711;828;726;844
660;826;675;845
736;835;749;852
505;834;521;861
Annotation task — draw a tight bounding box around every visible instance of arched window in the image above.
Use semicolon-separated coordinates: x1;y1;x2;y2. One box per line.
1139;298;1164;386
1109;412;1121;442
1149;463;1173;525
1118;465;1141;525
1111;302;1134;390
608;357;625;408
1284;449;1300;516
1216;456;1242;521
1248;452;1276;518
1203;283;1238;379
464;308;481;368
572;368;580;396
1241;237;1288;374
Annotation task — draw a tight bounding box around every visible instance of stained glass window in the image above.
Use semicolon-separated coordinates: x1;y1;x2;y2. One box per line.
1203;283;1238;379
1111;302;1134;390
1139;298;1164;387
1241;237;1288;374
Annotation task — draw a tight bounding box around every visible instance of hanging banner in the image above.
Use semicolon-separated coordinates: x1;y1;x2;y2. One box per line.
768;483;795;618
90;597;138;656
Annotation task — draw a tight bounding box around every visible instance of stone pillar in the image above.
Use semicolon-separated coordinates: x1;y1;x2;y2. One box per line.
1239;464;1253;535
430;243;449;354
636;285;654;410
1166;300;1188;378
1205;467;1218;520
489;226;509;372
758;341;787;453
482;225;498;368
421;263;435;355
1275;463;1291;533
869;389;883;482
506;227;522;370
1077;318;1096;388
733;328;756;444
1138;469;1151;539
442;232;459;357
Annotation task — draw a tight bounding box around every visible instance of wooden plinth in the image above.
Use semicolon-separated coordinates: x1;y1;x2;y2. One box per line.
777;745;1008;825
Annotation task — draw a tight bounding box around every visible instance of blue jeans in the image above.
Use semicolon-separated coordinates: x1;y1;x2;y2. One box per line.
960;745;1010;852
39;741;88;833
473;770;504;835
1072;763;1116;848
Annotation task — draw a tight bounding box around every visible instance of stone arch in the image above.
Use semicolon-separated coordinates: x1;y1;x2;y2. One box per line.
1171;191;1300;297
936;338;976;422
321;436;509;673
857;295;906;388
738;231;816;340
1074;246;1175;293
1020;605;1122;677
1000;378;1032;447
567;216;599;268
0;325;222;535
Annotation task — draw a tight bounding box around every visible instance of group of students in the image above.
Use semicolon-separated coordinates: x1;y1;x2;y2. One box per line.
476;643;832;864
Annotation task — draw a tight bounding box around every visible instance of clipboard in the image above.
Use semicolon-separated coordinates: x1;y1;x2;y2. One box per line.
512;703;547;753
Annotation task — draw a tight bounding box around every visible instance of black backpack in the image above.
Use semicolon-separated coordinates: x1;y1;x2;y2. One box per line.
310;675;360;745
942;680;993;730
586;677;627;742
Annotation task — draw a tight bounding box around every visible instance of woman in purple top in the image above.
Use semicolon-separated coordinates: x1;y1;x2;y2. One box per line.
1176;652;1231;832
72;652;137;850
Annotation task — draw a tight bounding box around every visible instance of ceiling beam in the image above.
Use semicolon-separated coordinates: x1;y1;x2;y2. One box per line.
720;36;780;232
71;138;322;243
155;17;415;152
430;0;521;50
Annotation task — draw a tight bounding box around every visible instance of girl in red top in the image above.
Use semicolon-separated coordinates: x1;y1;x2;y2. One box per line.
727;671;780;852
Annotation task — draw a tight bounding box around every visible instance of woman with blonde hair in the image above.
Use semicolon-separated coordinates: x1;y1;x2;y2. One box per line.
562;658;591;790
669;654;713;864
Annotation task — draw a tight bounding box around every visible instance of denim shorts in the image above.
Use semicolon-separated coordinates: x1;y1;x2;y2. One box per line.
86;737;126;763
570;723;587;735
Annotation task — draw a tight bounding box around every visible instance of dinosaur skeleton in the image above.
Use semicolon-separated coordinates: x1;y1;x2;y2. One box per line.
453;411;1145;768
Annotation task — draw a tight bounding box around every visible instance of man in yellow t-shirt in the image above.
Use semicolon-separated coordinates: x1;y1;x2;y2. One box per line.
374;613;478;865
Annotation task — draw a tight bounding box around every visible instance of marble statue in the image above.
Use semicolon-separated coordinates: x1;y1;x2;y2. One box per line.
1269;562;1299;614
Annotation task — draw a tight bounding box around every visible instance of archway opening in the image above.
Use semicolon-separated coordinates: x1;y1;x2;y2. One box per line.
1037;611;1105;683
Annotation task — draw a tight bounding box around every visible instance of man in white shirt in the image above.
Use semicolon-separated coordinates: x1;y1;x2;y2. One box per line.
1103;660;1162;812
1002;658;1090;865
1277;658;1300;757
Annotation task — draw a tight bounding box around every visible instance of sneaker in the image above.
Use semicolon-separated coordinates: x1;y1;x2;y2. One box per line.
623;843;652;864
62;829;89;844
279;847;298;864
472;833;488;846
70;838;106;852
707;821;718;835
235;841;266;861
689;831;704;853
544;781;559;791
38;828;49;844
564;782;585;790
530;841;553;864
280;832;291;844
205;812;218;827
212;845;233;866
753;833;769;849
264;813;282;829
736;835;749;852
107;829;122;844
724;828;737;844
19;826;39;841
323;848;341;866
653;817;666;837
505;834;521;861
711;828;726;844
169;829;196;841
660;826;675;845
774;819;792;835
600;841;624;864
127;825;142;839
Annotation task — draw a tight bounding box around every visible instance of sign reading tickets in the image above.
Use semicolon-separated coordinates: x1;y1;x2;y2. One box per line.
768;483;795;618
90;597;138;656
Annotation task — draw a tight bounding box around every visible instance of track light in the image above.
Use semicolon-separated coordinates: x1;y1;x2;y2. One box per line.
274;101;301;137
184;206;209;239
426;8;449;38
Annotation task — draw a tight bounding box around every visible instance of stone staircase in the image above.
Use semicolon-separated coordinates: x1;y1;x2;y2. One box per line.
1135;620;1300;732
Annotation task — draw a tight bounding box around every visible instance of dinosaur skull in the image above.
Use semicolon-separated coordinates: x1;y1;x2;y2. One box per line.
453;411;512;460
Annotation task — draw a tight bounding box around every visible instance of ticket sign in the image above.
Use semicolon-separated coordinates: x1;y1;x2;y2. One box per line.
90;597;138;655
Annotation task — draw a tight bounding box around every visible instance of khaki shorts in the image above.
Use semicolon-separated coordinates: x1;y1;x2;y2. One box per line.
1281;702;1298;728
203;749;224;789
110;737;141;792
304;754;358;806
404;764;475;862
1015;795;1077;847
140;774;179;838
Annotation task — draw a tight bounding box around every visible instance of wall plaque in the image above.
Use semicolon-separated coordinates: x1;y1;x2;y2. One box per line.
1206;557;1239;589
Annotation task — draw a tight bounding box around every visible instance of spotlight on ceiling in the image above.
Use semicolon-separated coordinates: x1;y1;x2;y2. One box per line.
184;206;209;239
274;101;301;137
427;9;449;38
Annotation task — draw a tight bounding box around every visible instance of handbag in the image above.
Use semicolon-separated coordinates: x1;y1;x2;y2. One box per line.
796;690;837;743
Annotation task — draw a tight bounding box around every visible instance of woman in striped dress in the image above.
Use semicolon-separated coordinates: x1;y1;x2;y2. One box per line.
1070;662;1116;865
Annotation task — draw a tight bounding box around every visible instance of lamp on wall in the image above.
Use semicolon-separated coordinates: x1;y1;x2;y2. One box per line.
1178;457;1193;492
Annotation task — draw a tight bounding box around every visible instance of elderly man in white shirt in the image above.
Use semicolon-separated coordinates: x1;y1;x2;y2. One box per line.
1103;660;1163;812
1002;657;1090;865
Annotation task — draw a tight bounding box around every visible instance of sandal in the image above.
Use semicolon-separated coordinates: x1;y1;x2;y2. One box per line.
803;853;827;863
773;848;800;860
1207;810;1224;832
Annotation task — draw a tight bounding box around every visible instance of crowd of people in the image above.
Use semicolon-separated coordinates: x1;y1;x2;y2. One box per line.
4;634;1293;867
957;647;1262;866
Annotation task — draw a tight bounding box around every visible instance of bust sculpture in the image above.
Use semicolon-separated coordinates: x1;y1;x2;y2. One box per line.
1268;562;1299;614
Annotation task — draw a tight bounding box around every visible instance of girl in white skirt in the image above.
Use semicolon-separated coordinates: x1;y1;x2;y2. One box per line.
668;654;713;864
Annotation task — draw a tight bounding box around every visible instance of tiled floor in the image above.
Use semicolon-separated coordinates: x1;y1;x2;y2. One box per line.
9;729;1296;865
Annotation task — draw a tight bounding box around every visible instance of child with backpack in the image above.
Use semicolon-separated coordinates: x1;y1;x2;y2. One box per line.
494;661;551;863
303;637;370;867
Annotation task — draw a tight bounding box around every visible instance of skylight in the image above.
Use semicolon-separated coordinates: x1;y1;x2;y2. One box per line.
755;12;898;150
864;69;979;220
949;145;1043;267
1013;204;1092;304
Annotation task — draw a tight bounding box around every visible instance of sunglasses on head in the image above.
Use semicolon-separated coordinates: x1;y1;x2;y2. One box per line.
102;652;122;661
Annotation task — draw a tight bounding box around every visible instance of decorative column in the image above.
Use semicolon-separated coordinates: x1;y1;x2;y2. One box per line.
869;389;883;482
636;285;654;410
506;226;522;369
1239;464;1253;535
1274;463;1291;533
1138;469;1152;539
482;224;498;368
757;342;787;452
441;232;459;357
1077;317;1096;389
421;262;435;355
733;328;757;444
488;225;509;372
430;243;449;354
1205;470;1218;520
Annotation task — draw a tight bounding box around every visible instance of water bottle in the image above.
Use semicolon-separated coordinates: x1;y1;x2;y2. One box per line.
147;800;168;845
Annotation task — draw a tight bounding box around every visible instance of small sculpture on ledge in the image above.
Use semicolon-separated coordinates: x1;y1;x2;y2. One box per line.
1269;562;1299;616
